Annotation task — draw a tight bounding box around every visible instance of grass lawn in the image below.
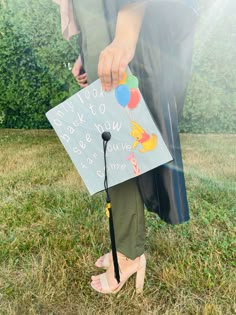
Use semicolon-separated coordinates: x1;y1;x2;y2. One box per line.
0;129;235;315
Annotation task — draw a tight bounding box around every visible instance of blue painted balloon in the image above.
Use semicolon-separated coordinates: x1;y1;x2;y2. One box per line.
115;84;131;107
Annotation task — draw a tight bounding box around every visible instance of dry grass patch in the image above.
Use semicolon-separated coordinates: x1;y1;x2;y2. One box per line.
0;130;235;315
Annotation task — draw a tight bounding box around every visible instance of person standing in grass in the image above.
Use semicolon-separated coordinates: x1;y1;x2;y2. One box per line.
53;0;197;294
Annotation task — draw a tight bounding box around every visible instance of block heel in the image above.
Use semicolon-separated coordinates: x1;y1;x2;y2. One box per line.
135;255;146;293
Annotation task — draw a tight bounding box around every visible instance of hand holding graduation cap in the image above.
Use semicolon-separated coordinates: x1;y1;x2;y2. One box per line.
97;2;147;91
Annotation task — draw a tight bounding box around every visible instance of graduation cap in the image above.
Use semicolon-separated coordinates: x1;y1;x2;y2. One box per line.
46;74;172;284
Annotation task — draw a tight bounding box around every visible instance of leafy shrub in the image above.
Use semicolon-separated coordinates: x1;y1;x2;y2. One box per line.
0;0;235;132
0;0;79;129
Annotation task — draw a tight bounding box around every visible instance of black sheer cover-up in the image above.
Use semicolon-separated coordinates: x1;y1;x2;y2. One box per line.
73;0;197;224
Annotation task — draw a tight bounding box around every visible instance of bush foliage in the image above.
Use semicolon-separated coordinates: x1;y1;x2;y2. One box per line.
0;0;235;132
0;0;79;129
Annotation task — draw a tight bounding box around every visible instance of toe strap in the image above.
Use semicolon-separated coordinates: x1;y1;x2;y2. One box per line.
99;273;110;292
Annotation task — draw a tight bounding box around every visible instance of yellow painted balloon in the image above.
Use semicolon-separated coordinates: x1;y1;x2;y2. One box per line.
119;72;127;85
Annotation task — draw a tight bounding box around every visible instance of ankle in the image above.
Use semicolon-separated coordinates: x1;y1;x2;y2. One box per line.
117;252;143;262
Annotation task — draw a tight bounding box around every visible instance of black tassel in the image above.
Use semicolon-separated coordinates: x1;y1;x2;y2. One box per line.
102;132;120;284
106;200;120;283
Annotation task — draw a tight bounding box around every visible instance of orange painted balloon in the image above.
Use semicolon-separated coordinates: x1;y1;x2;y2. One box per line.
128;89;141;109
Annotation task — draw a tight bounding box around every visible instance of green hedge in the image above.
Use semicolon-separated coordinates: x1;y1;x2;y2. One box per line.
0;0;79;129
0;0;235;132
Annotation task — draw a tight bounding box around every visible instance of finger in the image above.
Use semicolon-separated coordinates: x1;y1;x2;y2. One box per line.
98;53;105;89
77;77;87;84
76;73;87;79
76;75;87;82
111;55;122;88
77;80;88;88
102;55;113;91
98;50;113;91
118;58;128;83
72;55;83;77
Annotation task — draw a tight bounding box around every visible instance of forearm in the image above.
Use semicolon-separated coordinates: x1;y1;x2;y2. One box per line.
98;2;147;91
115;2;147;45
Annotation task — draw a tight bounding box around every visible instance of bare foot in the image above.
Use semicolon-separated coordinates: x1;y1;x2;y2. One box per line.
95;252;110;268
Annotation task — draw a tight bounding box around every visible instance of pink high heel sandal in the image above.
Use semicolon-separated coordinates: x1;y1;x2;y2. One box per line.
91;254;146;294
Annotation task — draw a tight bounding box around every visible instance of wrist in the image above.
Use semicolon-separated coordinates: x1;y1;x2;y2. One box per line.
113;33;137;49
115;3;147;46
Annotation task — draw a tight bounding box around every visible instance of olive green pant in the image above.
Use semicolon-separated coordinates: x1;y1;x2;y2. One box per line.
109;178;145;260
72;2;145;260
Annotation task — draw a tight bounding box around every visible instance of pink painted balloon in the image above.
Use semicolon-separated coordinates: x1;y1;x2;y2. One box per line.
127;89;141;110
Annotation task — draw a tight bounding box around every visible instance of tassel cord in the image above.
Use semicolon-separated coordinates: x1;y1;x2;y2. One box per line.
103;137;120;284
